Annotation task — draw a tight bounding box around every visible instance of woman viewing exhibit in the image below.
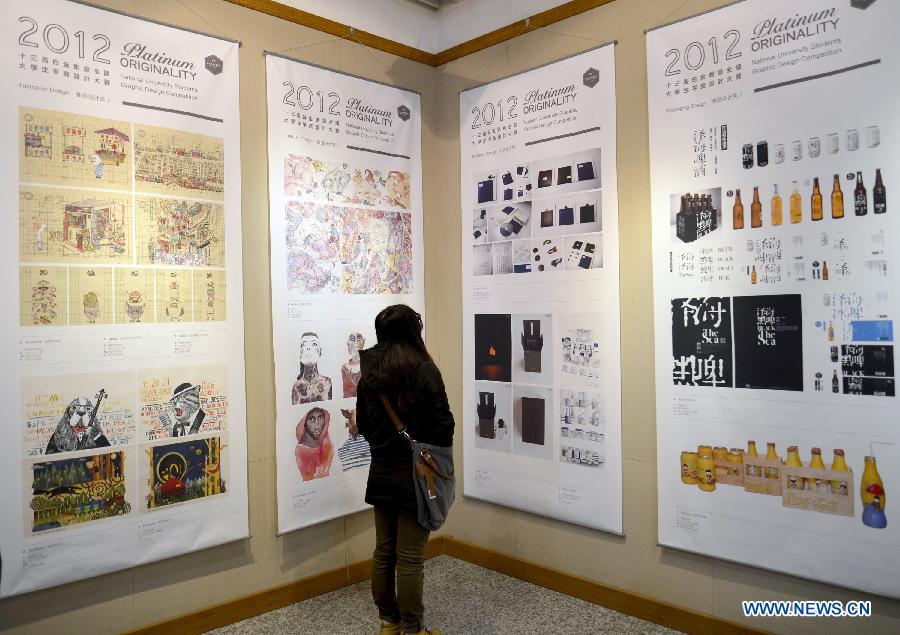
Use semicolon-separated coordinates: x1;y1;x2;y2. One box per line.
356;305;455;635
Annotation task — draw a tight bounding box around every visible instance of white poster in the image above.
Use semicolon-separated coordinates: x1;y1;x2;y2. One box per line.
0;0;247;597
460;44;622;532
648;0;900;597
266;55;424;534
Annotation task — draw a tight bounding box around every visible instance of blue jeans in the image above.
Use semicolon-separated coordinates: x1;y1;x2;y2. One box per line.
372;506;430;633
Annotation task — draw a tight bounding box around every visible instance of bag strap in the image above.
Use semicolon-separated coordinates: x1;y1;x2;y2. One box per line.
378;393;453;480
379;393;414;447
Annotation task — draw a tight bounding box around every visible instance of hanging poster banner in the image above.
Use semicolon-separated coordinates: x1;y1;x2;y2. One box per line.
0;0;247;597
265;54;424;534
460;44;623;532
648;0;900;597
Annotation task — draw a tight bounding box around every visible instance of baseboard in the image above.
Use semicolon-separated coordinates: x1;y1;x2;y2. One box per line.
125;535;760;635
442;537;763;635
124;537;445;635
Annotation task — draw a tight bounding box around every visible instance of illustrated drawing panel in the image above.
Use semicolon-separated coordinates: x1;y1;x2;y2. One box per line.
136;196;225;267
285;202;413;295
19;107;133;190
20;265;67;326
19;186;132;264
155;268;192;323
116;268;155;324
134;124;225;201
193;269;226;322
27;450;130;536
284;154;411;211
145;436;227;511
68;267;113;326
21;371;136;458
138;364;229;442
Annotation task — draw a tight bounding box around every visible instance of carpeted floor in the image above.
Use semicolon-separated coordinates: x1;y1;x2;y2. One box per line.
208;555;678;634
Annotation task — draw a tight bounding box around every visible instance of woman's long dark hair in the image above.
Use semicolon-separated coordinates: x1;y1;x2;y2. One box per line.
367;304;432;406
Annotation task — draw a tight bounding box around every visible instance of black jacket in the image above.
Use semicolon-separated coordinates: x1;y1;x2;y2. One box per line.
356;345;454;510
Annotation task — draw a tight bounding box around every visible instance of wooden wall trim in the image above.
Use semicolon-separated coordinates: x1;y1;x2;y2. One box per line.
442;538;765;635
222;0;618;67
432;0;617;66
222;0;435;65
123;537;445;635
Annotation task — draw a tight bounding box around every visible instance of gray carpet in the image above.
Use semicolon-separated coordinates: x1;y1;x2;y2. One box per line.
208;555;678;634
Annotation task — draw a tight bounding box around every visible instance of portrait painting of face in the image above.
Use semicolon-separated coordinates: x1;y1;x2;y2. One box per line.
304;408;326;440
295;406;334;481
347;332;365;356
299;333;323;365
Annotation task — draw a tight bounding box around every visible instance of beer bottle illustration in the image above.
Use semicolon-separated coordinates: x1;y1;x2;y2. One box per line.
811;177;824;221
733;189;745;229
751;186;762;228
873;168;886;214
771;184;783;226
831;174;844;219
855;172;867;216
790;181;803;224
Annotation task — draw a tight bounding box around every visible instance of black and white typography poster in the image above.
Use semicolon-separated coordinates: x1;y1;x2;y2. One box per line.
649;0;900;597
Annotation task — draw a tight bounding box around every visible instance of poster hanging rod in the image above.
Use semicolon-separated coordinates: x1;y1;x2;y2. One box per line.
459;39;616;94
644;0;748;35
262;50;421;96
66;0;242;46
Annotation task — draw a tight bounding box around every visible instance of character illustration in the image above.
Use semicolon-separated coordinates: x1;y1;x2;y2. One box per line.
295;407;333;481
341;333;365;398
90;153;104;178
45;390;111;454
351;169;380;206
166;281;184;322
31;279;58;325
83;291;99;323
284;155;317;196
165;383;206;437
291;332;333;404
125;290;146;322
337;408;371;472
206;282;216;320
321;167;351;198
36;223;46;252
385;170;410;209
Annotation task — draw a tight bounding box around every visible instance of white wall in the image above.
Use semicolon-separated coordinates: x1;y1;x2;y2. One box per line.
278;0;571;52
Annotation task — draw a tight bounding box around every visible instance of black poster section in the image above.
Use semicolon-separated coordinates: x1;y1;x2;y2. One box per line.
733;294;803;391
